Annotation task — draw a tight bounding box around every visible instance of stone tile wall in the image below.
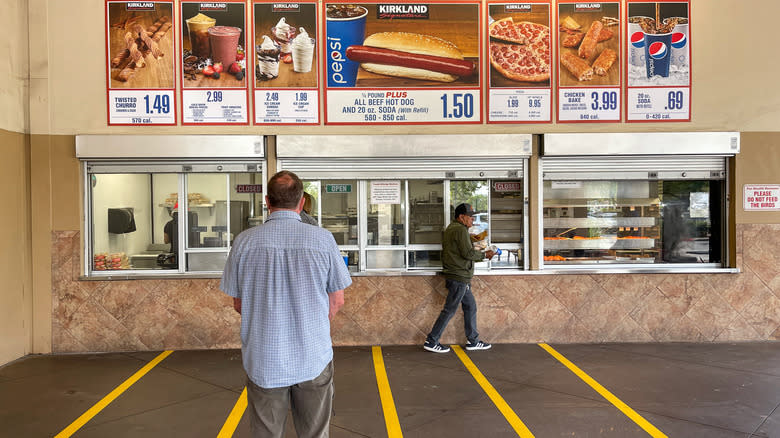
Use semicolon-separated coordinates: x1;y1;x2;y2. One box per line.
52;224;780;352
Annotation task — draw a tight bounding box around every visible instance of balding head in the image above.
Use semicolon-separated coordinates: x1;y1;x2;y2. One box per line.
267;171;304;210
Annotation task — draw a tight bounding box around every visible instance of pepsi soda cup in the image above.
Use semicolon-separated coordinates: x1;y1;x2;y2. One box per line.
628;17;651;67
644;32;673;78
325;5;368;87
665;18;689;68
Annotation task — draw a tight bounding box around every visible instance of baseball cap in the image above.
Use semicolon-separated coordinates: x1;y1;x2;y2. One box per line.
454;203;476;217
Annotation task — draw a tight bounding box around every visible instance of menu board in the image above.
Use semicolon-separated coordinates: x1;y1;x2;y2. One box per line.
105;1;176;125
323;2;482;124
487;1;552;123
253;1;320;124
180;1;249;125
625;0;690;122
556;1;621;122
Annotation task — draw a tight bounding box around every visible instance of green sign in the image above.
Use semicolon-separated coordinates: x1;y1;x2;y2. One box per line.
326;184;352;193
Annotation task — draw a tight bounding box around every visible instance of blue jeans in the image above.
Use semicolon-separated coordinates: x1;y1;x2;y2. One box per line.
426;279;479;344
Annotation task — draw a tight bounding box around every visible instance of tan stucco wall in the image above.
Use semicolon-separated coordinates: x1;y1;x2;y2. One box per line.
0;130;32;364
23;0;780;136
7;0;780;357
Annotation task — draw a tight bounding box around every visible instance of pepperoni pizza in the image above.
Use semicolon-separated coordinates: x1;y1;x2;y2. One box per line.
489;17;551;83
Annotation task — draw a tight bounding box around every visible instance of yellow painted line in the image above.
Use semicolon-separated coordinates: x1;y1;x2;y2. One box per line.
372;346;403;437
452;345;535;437
539;343;667;438
217;387;248;438
55;350;174;438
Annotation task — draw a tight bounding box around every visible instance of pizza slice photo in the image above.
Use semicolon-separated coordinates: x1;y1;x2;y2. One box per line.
488;14;551;86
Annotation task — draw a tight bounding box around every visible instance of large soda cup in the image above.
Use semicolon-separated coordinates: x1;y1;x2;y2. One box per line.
665;17;689;68
325;4;368;87
628;16;652;67
644;32;672;78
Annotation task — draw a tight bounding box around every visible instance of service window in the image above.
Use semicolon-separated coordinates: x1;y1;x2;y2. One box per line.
86;163;265;276
542;179;724;266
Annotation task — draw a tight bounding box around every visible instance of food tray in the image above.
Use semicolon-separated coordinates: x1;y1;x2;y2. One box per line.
543;238;655;250
544;217;656;228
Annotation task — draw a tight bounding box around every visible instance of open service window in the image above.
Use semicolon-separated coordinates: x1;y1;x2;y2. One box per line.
277;134;531;274
77;135;266;277
540;132;739;270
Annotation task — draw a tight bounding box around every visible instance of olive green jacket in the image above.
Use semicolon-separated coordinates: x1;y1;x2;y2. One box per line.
441;221;485;283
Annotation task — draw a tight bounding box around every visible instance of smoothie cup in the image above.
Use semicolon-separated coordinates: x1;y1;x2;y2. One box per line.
186;13;216;58
208;26;242;66
325;5;367;87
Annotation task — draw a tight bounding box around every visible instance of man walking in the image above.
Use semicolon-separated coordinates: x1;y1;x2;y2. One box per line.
423;203;495;353
221;170;352;437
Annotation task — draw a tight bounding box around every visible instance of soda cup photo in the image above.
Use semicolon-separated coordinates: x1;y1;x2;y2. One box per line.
643;32;672;78
664;17;689;68
628;16;653;67
325;4;368;87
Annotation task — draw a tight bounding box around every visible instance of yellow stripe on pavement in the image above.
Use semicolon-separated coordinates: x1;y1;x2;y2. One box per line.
372;346;403;437
452;345;535;437
539;343;667;438
55;350;174;438
217;387;247;438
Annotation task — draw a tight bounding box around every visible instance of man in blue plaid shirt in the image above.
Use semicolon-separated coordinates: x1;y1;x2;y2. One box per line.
221;170;352;437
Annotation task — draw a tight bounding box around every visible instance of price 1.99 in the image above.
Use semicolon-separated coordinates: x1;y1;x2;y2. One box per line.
441;93;474;119
144;94;170;114
591;91;618;111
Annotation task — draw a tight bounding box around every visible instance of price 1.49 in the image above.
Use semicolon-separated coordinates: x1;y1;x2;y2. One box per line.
144;94;170;114
591;91;618;111
441;93;474;119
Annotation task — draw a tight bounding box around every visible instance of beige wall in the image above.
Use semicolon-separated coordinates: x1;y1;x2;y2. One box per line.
25;0;780;136
0;130;32;364
735;133;780;224
1;0;29;134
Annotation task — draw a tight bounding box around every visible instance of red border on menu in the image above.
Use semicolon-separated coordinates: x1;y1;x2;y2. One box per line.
251;0;321;125
555;0;622;123
180;0;250;126
105;1;177;126
322;0;484;125
624;0;691;123
486;0;553;124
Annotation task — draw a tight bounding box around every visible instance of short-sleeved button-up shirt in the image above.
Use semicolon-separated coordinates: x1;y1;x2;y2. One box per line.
220;210;352;388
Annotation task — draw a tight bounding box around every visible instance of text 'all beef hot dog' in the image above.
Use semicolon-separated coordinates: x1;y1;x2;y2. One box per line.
346;32;476;82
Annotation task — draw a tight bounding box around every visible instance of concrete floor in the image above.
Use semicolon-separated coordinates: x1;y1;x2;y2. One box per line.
1;343;779;437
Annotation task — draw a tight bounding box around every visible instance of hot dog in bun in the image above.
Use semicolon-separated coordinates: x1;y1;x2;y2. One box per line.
346;32;475;82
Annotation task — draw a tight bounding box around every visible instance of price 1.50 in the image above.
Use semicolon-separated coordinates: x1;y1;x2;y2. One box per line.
144;95;170;114
591;91;618;111
441;93;474;119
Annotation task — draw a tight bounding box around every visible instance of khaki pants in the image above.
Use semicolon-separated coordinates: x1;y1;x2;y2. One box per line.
246;361;334;438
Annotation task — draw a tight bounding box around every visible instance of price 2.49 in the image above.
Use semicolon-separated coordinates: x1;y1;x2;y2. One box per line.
591;91;618;111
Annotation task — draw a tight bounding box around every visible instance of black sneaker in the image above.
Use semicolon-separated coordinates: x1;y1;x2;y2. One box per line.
423;341;451;353
465;340;492;351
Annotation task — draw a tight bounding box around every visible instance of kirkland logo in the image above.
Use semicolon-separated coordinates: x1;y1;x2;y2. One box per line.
272;3;300;11
575;3;602;11
505;4;532;11
377;4;429;19
126;2;155;10
200;2;227;11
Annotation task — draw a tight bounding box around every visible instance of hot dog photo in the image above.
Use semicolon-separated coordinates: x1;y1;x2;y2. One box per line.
325;3;480;87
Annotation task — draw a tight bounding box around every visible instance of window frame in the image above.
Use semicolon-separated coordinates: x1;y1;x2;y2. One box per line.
82;160;267;278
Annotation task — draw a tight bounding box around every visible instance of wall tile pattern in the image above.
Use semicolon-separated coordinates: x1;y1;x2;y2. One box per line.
52;224;780;352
